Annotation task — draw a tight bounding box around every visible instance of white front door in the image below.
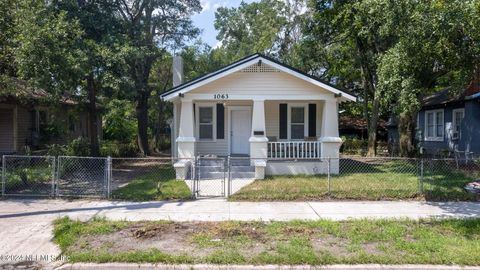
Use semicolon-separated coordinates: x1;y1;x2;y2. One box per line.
230;109;251;155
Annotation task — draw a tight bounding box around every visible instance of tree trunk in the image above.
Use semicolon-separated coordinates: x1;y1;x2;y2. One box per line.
398;112;414;156
366;97;380;157
136;91;150;156
86;73;100;156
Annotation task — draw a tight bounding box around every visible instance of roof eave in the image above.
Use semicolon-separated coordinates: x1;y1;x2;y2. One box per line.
161;54;357;102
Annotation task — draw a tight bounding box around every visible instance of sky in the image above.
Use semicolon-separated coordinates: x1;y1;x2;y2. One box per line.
191;0;258;48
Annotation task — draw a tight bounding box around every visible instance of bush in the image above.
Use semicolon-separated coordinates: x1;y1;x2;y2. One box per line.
66;137;91;156
46;144;68;156
103;100;137;143
100;141;139;157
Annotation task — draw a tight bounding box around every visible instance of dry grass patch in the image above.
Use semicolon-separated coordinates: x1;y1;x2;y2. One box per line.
55;217;480;265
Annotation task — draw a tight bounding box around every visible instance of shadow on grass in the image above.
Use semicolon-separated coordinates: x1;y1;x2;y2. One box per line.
111;167;193;201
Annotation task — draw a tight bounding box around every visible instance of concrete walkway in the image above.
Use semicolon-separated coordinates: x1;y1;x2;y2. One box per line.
0;199;480;269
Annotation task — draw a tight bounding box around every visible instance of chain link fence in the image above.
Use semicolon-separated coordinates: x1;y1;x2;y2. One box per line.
2;155;55;197
110;158;192;201
56;156;109;198
1;155;479;200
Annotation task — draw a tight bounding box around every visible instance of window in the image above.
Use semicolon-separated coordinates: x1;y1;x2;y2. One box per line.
424;109;444;141
452;108;464;139
198;106;214;140
290;106;305;139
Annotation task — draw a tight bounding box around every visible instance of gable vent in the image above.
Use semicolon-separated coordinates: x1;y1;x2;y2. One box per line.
240;64;280;73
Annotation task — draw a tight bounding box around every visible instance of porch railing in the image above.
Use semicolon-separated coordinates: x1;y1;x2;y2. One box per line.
268;141;321;159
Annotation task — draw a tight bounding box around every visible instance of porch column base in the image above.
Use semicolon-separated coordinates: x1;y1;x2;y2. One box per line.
320;137;342;174
249;136;268;180
249;136;268;159
253;159;267;180
176;136;196;159
173;159;192;180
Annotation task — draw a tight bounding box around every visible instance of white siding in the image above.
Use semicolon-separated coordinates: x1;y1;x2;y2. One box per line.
264;100;323;141
195;100;251;156
188;70;333;97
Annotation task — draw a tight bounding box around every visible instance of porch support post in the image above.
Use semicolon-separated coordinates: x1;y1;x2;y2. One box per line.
249;99;267;179
176;99;196;158
320;98;341;174
174;99;196;180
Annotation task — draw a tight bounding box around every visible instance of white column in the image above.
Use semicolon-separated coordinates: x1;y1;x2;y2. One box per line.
321;99;340;138
320;99;342;173
249;100;268;178
251;99;266;136
176;99;196;159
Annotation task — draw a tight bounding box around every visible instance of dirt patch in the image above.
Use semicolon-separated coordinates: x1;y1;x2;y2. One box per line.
72;221;205;256
68;221;392;260
311;235;354;258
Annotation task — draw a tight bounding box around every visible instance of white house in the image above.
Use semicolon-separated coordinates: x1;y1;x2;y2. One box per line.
161;54;356;180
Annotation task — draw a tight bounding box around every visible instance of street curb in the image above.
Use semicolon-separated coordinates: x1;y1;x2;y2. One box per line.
55;263;480;270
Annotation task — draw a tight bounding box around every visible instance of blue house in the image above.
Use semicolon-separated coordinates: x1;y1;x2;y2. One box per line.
417;77;480;156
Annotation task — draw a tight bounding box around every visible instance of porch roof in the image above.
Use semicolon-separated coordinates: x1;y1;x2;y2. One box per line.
160;53;357;102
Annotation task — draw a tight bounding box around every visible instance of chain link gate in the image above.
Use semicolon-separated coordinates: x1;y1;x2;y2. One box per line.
193;156;227;198
56;156;110;198
1;155;56;197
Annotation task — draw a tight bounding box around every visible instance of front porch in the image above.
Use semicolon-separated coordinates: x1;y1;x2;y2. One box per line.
172;98;342;179
161;54;356;180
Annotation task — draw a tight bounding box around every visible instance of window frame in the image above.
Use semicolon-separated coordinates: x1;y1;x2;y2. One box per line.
287;103;308;140
195;103;216;141
451;108;465;140
424;109;444;142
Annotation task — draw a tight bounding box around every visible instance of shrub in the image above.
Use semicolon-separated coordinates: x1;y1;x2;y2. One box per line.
100;141;139;157
66;137;91;156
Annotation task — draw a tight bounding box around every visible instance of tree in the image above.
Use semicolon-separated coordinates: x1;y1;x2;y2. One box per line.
113;0;201;155
15;0;125;156
302;0;413;156
214;0;305;62
377;0;480;156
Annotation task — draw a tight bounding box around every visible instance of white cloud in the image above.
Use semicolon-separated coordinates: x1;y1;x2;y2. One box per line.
200;0;212;13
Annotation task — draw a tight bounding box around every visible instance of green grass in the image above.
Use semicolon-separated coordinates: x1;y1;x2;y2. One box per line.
111;169;192;201
54;217;480;265
230;159;479;201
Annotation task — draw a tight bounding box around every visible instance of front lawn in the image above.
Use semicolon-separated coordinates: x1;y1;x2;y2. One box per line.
54;217;480;265
230;159;478;201
111;169;192;201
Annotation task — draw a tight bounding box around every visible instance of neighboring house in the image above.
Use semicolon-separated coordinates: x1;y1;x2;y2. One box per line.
161;54;356;179
0;78;101;154
416;71;480;156
339;116;387;140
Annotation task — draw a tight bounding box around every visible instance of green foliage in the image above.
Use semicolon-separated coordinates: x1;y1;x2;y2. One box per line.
103;100;137;143
6;166;52;190
65;137;91;156
100;142;139;157
214;0;304;62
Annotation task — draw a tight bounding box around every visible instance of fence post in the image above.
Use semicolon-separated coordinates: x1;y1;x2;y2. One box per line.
227;156;231;198
106;156;112;199
51;156;56;198
419;158;424;194
1;155;5;197
327;157;331;195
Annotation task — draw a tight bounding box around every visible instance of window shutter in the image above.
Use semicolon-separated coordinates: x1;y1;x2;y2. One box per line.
308;104;317;137
279;103;288;139
216;104;225;139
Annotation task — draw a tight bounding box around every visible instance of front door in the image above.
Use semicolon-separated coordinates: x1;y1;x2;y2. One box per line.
230;108;251;155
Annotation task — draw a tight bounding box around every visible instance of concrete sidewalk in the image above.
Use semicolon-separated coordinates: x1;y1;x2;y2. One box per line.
0;199;480;268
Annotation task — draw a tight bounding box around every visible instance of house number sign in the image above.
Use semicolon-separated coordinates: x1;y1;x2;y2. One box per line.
213;94;229;100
